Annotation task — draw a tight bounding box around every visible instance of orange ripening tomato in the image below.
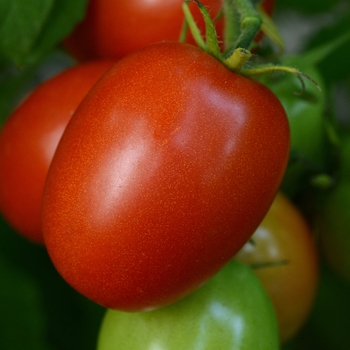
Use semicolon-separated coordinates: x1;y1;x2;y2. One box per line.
0;60;114;243
235;192;319;343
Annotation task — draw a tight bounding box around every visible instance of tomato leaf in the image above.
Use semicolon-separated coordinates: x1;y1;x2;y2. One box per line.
306;15;350;84
0;0;89;66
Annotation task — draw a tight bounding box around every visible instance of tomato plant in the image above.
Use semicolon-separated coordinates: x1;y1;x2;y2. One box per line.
235;192;319;343
42;41;290;311
259;56;326;198
97;260;279;350
63;0;275;61
0;60;113;243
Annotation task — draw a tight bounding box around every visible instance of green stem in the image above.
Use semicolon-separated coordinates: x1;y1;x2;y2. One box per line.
243;64;322;92
222;0;241;53
181;0;321;95
193;0;221;60
250;259;289;269
224;48;251;72
232;0;262;50
179;18;189;43
257;4;284;53
182;1;206;50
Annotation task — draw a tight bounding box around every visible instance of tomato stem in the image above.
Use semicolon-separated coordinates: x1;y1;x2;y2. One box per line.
243;65;322;92
196;0;222;60
249;259;290;269
182;1;207;50
231;0;262;50
182;1;321;93
179;18;189;43
224;48;251;72
222;0;241;53
257;4;284;53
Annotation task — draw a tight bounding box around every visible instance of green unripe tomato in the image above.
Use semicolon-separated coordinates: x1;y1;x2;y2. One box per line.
260;57;326;198
97;260;279;350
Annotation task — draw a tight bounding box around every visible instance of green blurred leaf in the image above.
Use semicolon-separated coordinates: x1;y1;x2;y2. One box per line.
306;8;350;84
0;0;89;66
284;263;350;350
276;0;338;14
0;0;53;64
0;255;48;350
0;217;105;350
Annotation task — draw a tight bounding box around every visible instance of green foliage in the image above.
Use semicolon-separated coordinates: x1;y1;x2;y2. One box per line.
0;217;105;350
0;0;88;66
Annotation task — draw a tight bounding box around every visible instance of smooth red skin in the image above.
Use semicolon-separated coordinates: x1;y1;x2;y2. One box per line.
42;42;290;311
0;61;114;243
64;0;274;61
63;0;223;61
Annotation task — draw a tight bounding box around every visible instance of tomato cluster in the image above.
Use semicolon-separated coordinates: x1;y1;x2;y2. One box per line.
2;0;348;349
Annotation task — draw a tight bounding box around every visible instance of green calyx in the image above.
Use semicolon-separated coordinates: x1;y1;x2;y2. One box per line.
182;0;320;92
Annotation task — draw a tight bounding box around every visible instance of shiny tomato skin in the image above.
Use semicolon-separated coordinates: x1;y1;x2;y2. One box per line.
235;192;319;343
64;0;223;61
42;42;290;311
0;61;114;243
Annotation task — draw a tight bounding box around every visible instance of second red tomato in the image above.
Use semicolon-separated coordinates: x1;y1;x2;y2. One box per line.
0;61;113;243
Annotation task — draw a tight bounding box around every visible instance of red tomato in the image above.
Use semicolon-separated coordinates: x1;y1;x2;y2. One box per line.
63;0;274;61
64;0;223;61
42;42;290;311
235;192;319;343
0;61;114;243
261;0;275;15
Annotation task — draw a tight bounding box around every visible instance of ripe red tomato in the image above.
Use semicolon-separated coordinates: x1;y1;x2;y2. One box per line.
42;41;290;311
0;61;114;243
64;0;223;61
235;192;319;343
260;0;275;16
63;0;274;61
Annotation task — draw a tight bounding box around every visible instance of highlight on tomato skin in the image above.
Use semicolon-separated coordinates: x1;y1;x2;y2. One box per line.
0;60;114;244
235;192;319;343
41;41;290;312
